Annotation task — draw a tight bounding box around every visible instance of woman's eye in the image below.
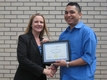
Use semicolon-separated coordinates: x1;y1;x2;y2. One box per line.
34;21;38;23
40;21;43;23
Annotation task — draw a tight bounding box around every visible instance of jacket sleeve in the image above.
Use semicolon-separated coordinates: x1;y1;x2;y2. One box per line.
17;35;44;77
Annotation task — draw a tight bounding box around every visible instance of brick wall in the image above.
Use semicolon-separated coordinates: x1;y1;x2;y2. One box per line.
0;0;107;80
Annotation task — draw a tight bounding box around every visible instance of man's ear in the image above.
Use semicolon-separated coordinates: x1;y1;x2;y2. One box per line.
79;12;82;19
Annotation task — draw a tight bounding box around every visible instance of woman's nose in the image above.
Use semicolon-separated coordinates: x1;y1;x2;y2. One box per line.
37;22;41;25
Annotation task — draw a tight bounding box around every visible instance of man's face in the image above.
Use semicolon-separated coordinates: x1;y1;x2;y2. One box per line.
64;5;82;26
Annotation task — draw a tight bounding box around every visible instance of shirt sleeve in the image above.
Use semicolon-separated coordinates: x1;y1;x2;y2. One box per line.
81;30;97;65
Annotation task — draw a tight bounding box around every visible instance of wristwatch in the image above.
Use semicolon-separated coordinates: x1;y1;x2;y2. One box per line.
66;62;69;67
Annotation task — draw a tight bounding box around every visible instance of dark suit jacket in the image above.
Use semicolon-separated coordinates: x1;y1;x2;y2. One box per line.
14;31;47;80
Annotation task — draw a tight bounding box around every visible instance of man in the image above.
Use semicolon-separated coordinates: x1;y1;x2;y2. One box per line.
52;2;97;80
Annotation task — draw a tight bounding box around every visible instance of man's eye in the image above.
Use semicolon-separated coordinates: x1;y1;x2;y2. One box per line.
65;11;68;14
70;11;75;14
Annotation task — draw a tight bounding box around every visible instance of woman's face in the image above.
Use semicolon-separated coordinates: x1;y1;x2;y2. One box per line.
31;16;44;33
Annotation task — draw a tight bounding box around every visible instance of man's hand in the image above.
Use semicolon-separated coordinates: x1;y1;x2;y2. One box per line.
48;64;58;77
53;60;66;66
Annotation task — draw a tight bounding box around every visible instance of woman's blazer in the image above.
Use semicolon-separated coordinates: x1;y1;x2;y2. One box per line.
14;31;47;80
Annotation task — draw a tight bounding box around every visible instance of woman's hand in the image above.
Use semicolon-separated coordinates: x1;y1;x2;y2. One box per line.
43;68;53;77
41;38;49;43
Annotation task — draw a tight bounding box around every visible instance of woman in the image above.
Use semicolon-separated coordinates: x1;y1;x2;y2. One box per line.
14;13;53;80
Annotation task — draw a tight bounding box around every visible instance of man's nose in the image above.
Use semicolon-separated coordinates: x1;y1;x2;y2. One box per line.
67;13;71;16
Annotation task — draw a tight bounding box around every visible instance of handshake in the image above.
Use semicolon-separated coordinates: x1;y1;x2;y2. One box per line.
43;64;58;77
43;60;67;77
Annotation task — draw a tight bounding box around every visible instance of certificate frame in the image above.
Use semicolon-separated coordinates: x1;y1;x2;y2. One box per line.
41;40;70;64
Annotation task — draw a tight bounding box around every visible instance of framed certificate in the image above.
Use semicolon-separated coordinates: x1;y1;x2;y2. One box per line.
41;40;70;64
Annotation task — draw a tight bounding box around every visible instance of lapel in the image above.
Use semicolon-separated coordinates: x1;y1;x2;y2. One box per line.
27;31;43;54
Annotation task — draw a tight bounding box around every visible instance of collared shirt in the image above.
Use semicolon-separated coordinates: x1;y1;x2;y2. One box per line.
59;21;97;80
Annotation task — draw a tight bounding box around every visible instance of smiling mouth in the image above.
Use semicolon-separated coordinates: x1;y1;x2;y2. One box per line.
67;17;73;20
67;19;71;21
36;26;42;28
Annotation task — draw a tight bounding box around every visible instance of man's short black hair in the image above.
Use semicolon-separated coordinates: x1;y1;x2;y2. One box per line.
66;2;81;13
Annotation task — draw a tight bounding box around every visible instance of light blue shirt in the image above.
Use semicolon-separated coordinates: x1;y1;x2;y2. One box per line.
59;21;97;80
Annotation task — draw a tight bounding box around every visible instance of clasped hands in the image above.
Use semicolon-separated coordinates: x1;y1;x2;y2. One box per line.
43;64;57;77
43;60;67;77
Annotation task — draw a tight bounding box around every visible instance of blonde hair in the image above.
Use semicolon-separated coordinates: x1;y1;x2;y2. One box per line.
24;13;50;39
